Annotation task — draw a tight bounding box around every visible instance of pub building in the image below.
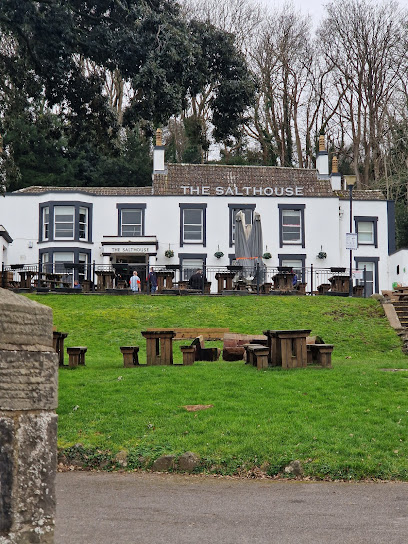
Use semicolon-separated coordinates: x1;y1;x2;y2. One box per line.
0;131;403;295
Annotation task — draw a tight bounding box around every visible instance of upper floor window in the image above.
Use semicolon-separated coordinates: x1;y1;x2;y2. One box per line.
42;207;49;241
117;204;146;237
229;204;255;246
279;204;305;247
54;206;74;239
179;204;207;246
121;209;142;236
79;207;88;240
355;216;378;247
184;209;203;241
39;202;92;243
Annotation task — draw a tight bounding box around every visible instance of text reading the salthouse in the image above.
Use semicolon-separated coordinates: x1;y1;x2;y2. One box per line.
180;186;304;196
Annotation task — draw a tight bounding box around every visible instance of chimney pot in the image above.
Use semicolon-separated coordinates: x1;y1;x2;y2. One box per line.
156;128;163;147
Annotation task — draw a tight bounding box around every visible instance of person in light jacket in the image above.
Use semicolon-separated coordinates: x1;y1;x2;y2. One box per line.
129;270;141;292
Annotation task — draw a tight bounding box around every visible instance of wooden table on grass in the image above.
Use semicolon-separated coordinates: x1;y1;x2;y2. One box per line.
141;330;176;366
263;329;311;369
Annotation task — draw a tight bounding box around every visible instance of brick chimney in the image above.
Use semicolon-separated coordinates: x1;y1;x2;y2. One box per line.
330;155;342;190
153;128;166;175
316;134;329;179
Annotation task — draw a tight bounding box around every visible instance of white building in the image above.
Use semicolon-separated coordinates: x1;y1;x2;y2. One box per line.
0;134;398;295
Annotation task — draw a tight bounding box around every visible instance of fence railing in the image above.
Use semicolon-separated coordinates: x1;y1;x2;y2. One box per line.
1;262;368;296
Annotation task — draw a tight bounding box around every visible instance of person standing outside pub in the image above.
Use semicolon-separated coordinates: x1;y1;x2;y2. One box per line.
189;269;203;290
129;270;141;292
147;267;158;293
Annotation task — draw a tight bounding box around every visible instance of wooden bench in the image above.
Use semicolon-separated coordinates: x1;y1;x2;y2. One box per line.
307;344;333;368
295;282;307;294
180;345;196;365
120;346;140;367
243;344;269;370
191;335;220;361
317;283;331;295
67;346;87;368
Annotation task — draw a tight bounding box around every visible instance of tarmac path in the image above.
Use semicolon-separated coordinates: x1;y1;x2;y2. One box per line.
56;472;408;544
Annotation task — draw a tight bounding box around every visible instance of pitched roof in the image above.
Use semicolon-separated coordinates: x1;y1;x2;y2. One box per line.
154;163;334;197
13;186;153;196
11;164;387;201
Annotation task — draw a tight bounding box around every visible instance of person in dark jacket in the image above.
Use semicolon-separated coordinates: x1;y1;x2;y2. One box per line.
189;269;203;290
147;267;158;293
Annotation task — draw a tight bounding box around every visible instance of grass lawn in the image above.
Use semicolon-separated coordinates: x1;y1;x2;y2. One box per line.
27;293;408;480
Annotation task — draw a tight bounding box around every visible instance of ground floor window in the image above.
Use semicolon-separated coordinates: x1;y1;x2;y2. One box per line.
179;253;207;281
39;248;92;287
278;254;306;282
54;252;75;285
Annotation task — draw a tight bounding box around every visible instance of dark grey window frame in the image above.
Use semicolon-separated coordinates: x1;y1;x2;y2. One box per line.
278;253;306;282
39;201;93;243
228;204;256;247
178;252;207;280
116;203;146;236
354;256;379;294
39;247;92;281
278;204;305;248
354;216;378;248
179;203;207;247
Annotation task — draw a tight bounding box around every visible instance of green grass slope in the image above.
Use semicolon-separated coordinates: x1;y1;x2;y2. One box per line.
27;294;408;479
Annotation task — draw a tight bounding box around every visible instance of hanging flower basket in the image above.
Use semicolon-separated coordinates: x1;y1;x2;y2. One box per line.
317;251;327;259
262;252;272;260
214;251;224;259
164;249;174;258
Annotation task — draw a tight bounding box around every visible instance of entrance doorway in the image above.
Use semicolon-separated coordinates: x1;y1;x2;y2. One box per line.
111;255;148;290
356;261;376;296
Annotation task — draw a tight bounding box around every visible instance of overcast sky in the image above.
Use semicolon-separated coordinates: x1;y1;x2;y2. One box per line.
259;0;327;25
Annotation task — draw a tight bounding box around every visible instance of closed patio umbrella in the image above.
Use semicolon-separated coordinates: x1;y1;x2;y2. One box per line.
233;211;252;279
247;212;265;284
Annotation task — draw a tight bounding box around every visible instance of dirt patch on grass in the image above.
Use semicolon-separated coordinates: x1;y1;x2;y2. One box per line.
183;404;214;412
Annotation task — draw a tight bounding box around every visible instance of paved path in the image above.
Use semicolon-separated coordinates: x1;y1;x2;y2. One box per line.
56;472;408;544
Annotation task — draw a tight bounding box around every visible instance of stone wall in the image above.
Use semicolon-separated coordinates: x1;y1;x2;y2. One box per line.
0;288;58;544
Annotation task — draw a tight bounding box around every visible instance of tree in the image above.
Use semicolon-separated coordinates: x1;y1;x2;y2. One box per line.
247;8;316;167
318;0;407;187
0;0;255;187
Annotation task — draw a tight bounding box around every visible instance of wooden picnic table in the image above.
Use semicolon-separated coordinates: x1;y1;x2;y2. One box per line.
53;330;68;366
38;273;70;289
18;270;37;288
272;272;295;291
156;271;174;292
215;272;236;292
141;329;176;365
263;329;312;369
328;275;350;293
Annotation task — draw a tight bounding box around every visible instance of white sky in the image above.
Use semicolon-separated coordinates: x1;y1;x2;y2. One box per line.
259;0;328;25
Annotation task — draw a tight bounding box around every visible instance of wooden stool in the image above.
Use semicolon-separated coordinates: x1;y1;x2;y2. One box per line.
308;344;334;368
180;346;196;365
67;347;87;368
120;346;140;367
244;344;269;370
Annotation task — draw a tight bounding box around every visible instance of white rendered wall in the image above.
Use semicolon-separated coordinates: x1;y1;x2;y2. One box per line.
0;190;392;293
389;250;408;289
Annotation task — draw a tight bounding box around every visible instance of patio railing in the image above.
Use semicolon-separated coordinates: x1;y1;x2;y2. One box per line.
1;262;369;297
